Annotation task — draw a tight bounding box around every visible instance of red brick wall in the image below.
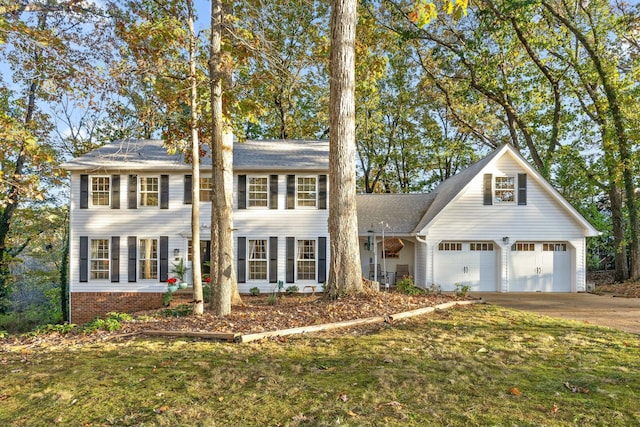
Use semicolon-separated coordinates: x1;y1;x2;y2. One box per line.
70;292;164;324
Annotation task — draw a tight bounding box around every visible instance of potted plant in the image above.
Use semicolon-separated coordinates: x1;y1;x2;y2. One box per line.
171;258;190;288
167;277;179;293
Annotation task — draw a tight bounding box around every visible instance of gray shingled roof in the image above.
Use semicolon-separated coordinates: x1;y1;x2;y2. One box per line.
356;193;436;235
62;139;329;172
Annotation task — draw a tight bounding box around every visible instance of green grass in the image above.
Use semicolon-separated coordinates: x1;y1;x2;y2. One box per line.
1;305;638;426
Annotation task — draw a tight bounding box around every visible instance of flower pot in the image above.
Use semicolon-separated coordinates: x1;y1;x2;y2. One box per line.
168;284;179;293
179;282;188;289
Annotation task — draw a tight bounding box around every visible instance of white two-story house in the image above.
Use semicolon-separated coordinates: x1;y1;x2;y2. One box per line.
64;139;598;323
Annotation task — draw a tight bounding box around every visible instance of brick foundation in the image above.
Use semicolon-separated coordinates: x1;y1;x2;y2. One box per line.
70;292;164;324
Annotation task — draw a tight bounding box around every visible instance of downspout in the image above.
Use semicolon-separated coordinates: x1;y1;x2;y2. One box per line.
415;234;428;288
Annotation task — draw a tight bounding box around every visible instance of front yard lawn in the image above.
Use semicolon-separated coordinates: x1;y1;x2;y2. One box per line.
1;304;638;426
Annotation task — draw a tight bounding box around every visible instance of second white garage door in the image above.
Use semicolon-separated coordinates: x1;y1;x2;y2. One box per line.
509;242;571;292
434;241;498;292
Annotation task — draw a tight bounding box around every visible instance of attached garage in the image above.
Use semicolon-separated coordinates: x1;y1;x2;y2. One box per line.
509;242;572;292
434;241;498;292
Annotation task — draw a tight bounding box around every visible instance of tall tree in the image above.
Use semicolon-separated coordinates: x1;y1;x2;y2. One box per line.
326;0;363;298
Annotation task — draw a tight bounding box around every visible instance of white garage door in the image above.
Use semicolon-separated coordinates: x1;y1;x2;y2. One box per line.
434;242;497;292
509;242;571;292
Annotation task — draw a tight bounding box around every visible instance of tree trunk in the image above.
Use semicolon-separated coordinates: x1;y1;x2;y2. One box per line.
608;184;628;282
325;0;363;299
187;0;204;315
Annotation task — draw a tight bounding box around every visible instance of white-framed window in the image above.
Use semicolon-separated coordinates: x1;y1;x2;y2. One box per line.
438;242;462;251
139;176;159;206
248;176;269;207
248;239;268;280
139;238;158;279
91;176;110;207
200;177;213;201
297;176;317;207
494;176;515;203
90;239;109;280
297;239;316;280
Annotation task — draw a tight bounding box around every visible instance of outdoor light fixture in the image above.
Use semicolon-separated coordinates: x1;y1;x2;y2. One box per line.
502;236;509;243
173;248;180;256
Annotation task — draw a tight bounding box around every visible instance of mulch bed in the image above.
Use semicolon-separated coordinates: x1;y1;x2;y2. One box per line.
1;291;474;349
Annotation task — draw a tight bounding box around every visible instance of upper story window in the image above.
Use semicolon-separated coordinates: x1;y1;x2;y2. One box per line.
139;238;158;279
139;176;159;207
200;177;213;201
90;239;110;280
297;176;317;207
494;176;515;203
249;177;268;207
91;177;110;206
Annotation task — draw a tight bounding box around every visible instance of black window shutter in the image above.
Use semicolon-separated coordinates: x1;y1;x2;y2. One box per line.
269;237;278;283
111;175;120;209
128;236;137;282
160;236;169;282
79;236;88;282
286;237;295;283
237;237;246;283
111;236;120;282
318;174;327;210
483;174;493;205
286;175;295;209
202;240;211;276
318;237;327;284
128;175;137;209
184;175;193;204
238;175;247;209
269;175;278;209
518;173;527;205
80;175;89;209
160;175;169;209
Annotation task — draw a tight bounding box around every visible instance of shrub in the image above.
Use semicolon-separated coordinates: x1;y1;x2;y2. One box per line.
203;284;211;304
285;285;299;295
395;276;424;296
455;283;471;297
267;294;277;305
163;304;192;317
34;322;77;335
249;287;260;296
83;312;132;333
162;291;173;307
426;283;442;294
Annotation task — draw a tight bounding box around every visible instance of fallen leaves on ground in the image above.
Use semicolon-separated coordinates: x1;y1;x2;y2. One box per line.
1;291;473;349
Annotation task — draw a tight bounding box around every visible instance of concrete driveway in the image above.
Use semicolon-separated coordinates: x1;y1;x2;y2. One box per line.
473;293;640;335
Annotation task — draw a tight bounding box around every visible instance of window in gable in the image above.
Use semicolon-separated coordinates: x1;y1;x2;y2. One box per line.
139;238;158;279
139;177;159;206
91;177;110;206
297;176;317;207
248;239;267;280
90;239;110;280
494;176;515;203
248;176;269;207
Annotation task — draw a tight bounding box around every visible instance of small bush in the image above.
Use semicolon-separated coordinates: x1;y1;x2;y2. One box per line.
0;329;8;339
267;294;277;305
34;322;77;335
426;283;442;294
285;285;299;295
203;284;211;304
162;291;173;307
249;287;260;296
83;312;132;333
455;283;471;297
395;276;424;296
163;304;192;317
